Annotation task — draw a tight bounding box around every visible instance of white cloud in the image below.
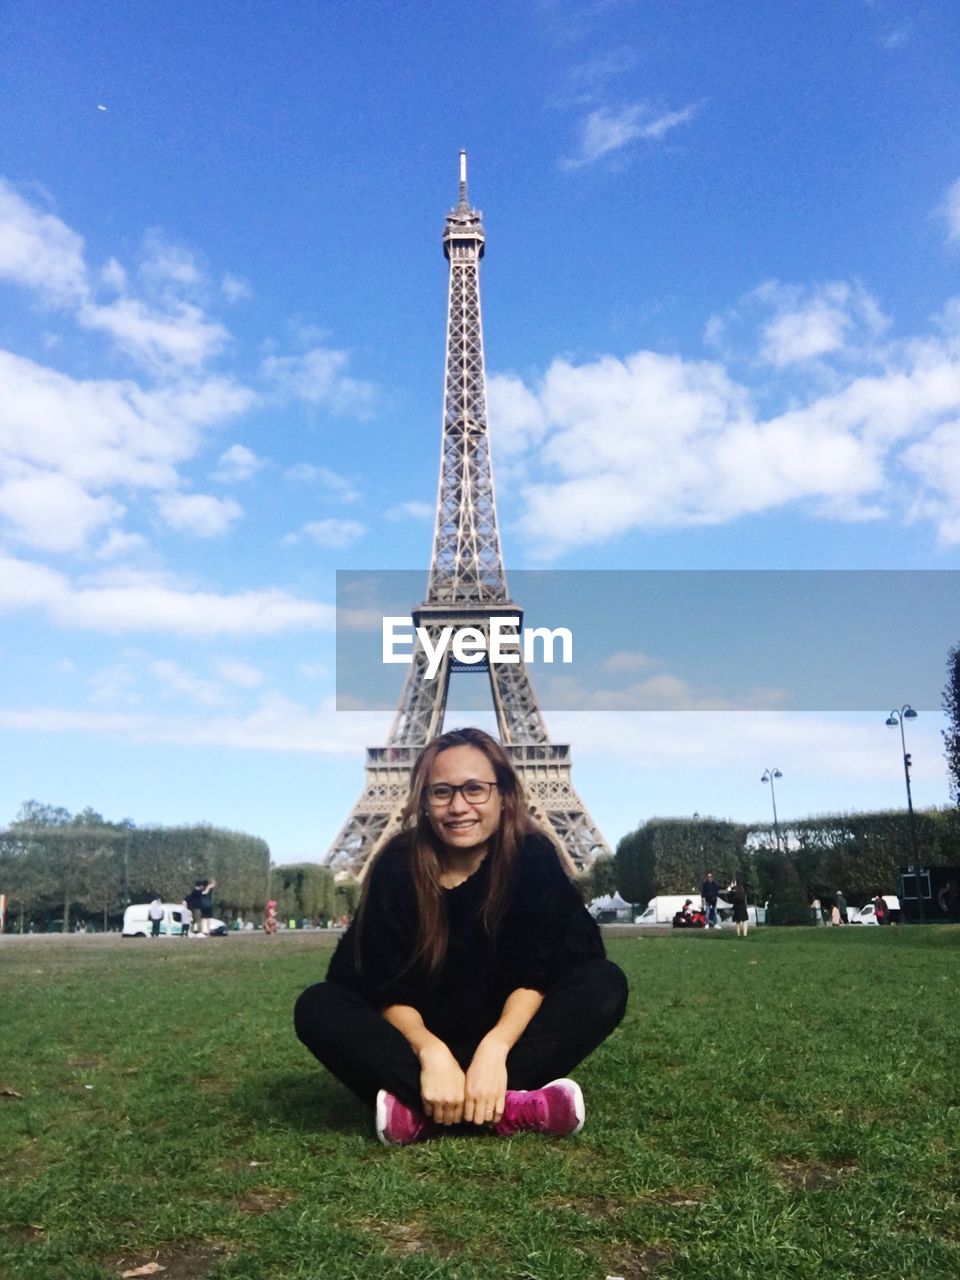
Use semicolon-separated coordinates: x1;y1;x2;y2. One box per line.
880;25;911;50
89;659;141;706
0;349;254;552
488;373;549;458
566;49;638;97
95;530;148;560
261;346;375;415
563;101;700;168
156;492;243;537
149;659;224;706
386;501;434;521
0;471;122;552
0;179;88;304
216;660;264;688
602;650;658;672
551;710;946;786
283;462;360;502
79;297;228;371
940;178;960;243
214;443;264;483
755;280;890;366
100;257;128;293
540;670;788;711
0;185;232;375
138;231;202;289
286;518;366;549
0;700;387;755
221;274;252;304
0;555;336;636
901;419;960;544
490;302;960;553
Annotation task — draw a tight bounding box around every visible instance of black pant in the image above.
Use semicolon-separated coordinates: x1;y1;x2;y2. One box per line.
293;957;628;1112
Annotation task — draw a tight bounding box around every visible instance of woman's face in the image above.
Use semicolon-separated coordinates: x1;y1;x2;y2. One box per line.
424;744;503;857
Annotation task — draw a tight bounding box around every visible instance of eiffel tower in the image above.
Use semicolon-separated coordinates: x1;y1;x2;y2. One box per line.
327;153;610;877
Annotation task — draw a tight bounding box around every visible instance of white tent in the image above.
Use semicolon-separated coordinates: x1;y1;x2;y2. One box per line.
587;892;634;920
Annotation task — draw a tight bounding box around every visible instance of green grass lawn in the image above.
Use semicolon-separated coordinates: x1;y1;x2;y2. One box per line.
1;927;958;1280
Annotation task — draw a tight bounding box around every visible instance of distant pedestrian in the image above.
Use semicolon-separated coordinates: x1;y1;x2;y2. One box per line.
810;897;822;926
938;880;960;923
186;880;204;933
830;903;842;926
871;893;888;926
701;870;721;928
727;880;749;938
264;900;278;936
199;878;217;935
148;897;164;938
835;890;848;925
180;901;191;937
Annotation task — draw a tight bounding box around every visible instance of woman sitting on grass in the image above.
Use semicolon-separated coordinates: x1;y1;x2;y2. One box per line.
294;727;628;1146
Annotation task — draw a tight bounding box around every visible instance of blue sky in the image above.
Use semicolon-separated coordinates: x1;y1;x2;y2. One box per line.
1;0;957;865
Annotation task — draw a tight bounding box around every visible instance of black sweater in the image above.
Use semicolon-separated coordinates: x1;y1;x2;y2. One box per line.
327;830;605;1042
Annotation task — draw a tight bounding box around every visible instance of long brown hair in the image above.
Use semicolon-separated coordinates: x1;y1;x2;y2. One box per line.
358;727;533;979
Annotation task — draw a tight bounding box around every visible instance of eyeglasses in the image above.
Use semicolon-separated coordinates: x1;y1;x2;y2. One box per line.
424;780;500;807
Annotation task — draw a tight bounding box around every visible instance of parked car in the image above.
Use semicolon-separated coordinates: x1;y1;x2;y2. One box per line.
122;903;227;937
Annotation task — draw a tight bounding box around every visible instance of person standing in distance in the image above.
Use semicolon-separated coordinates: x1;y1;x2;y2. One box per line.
727;879;749;938
198;877;217;936
294;727;628;1145
835;889;848;926
148;896;164;938
701;870;721;929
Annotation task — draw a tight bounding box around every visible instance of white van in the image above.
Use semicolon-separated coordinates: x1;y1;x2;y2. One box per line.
633;895;701;925
122;902;217;937
634;894;766;927
849;895;900;926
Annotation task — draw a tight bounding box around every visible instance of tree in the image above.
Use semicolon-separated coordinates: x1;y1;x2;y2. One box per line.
587;855;618;901
765;855;810;925
10;802;84;930
944;643;960;806
82;846;125;931
0;837;55;932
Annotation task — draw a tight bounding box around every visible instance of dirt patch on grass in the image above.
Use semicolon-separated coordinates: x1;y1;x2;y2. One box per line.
195;1075;231;1095
773;1158;856;1190
546;1193;624;1220
643;1190;707;1208
4;1224;45;1243
236;1189;294;1215
542;1187;707;1221
109;1243;227;1279
605;1243;672;1277
364;1218;456;1258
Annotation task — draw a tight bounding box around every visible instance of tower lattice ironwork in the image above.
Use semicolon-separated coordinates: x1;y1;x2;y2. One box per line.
327;153;610;877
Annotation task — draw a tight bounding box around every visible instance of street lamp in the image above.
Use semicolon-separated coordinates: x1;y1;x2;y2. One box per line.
885;705;924;920
692;811;705;881
761;768;783;852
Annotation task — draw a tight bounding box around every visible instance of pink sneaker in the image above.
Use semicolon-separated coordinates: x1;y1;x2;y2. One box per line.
494;1078;585;1137
375;1090;436;1146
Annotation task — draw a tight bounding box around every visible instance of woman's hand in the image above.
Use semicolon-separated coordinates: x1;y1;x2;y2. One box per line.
418;1043;466;1126
463;1034;509;1126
